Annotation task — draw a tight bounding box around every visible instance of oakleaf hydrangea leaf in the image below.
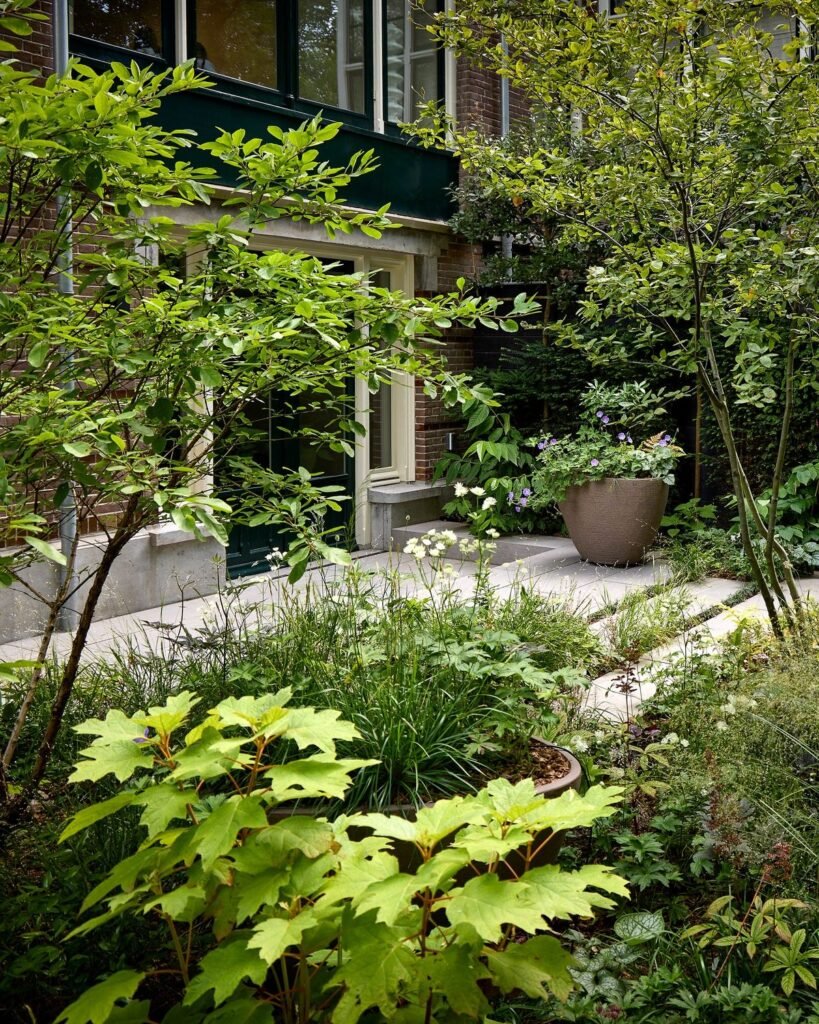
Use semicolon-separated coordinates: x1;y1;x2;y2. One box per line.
55;970;146;1024
485;935;575;1001
184;934;267;1007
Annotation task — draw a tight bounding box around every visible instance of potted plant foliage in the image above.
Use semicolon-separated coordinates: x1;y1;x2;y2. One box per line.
527;382;684;566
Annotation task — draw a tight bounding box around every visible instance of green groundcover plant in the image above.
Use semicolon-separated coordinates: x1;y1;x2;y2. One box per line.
54;691;627;1023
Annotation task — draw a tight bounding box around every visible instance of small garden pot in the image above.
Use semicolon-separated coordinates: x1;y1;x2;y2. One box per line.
559;477;669;567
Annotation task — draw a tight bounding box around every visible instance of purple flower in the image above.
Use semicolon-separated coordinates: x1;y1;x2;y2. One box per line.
591;458;600;467
663;434;672;442
549;437;558;446
133;727;151;745
656;439;668;448
596;410;605;419
627;435;633;443
537;439;547;450
617;432;626;441
520;495;528;507
508;491;515;501
515;505;521;513
602;415;610;424
522;487;531;497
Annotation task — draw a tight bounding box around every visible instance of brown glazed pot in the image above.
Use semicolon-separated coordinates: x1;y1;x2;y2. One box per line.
559;477;669;567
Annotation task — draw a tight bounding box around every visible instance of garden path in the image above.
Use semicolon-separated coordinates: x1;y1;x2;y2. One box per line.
0;533;672;664
1;534;815;726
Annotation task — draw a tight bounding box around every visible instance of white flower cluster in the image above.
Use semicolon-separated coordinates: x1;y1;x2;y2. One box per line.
660;732;689;748
266;547;285;565
403;528;459;561
453;481;488;499
718;694;758;716
569;735;590;753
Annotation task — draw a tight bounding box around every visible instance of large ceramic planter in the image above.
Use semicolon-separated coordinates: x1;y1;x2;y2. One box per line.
559;477;669;567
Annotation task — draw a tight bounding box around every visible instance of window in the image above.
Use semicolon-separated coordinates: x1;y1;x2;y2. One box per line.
384;0;442;123
70;1;448;128
189;0;278;89
298;0;367;112
70;0;167;58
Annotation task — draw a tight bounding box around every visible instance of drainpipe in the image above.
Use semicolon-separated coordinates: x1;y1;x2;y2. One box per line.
499;35;513;276
53;0;78;632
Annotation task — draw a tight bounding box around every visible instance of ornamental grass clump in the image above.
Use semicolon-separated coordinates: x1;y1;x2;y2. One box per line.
528;382;685;509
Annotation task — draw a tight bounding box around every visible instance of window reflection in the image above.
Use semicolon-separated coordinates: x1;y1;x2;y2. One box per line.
190;0;278;88
385;0;439;122
298;0;366;112
70;0;163;55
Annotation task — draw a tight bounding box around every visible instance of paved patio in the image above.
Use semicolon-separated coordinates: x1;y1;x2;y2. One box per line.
1;524;814;725
0;527;724;664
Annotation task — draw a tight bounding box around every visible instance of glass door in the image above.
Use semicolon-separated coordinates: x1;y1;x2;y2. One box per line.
224;259;357;577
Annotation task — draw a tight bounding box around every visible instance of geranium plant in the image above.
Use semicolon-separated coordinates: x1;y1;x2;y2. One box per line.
528;383;685;508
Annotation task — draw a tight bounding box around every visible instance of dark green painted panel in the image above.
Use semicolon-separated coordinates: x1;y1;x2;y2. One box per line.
159;88;458;221
70;36;457;222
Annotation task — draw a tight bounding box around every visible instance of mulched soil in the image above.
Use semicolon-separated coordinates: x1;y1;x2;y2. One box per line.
505;740;572;787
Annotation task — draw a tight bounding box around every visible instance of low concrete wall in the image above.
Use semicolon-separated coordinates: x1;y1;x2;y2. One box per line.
0;525;225;645
368;481;453;551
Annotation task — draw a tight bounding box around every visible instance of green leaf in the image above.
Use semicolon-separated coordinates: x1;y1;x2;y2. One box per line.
485;935;575;1001
518;863;629;921
55;970;146;1024
246;910;317;964
359;796;482;848
614;910;665;944
420;943;490;1017
60;792;136;843
69;739;150;784
184;935;267;1007
266;755;377;802
446;874;546;942
27;339;49;367
277;706;361;752
192;794;268;871
63;441;92;458
332;912;417;1024
25;536;67;566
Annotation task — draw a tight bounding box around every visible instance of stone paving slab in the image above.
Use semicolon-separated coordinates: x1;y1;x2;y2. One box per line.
585;577;819;720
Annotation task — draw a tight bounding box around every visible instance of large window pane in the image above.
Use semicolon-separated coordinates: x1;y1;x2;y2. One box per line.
385;0;440;123
70;0;163;55
191;0;277;88
298;0;366;112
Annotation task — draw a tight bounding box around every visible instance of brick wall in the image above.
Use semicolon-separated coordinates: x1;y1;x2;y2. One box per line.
7;0;53;74
411;58;526;480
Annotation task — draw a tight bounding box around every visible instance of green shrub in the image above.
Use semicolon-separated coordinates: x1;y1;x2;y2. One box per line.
54;690;627;1023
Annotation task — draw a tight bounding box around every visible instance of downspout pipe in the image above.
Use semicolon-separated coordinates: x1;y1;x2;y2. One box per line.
499;36;513;275
53;0;78;632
